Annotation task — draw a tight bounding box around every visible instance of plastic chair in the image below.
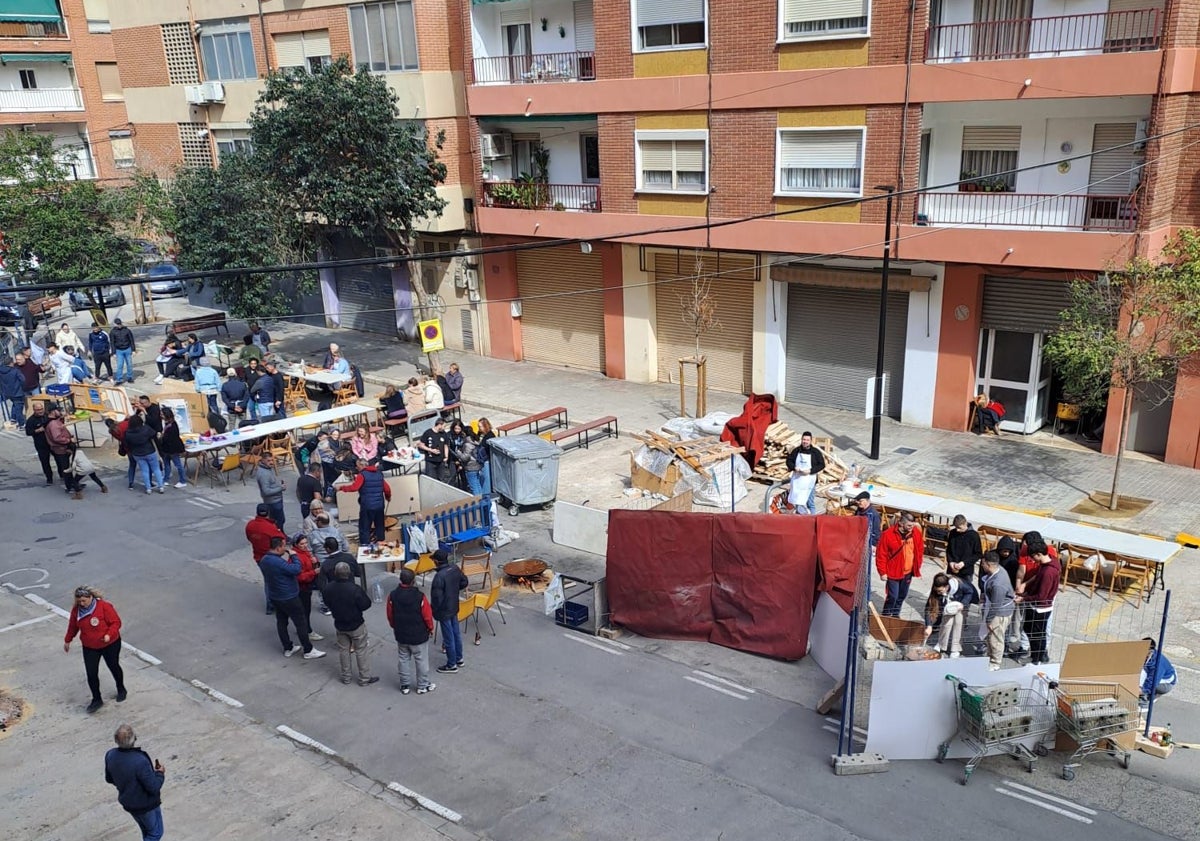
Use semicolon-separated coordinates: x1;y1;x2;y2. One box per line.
404;552;437;586
469;580;506;636
205;453;244;488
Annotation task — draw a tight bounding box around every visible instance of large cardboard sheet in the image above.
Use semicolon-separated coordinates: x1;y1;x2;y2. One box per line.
809;593;850;679
1057;640;1150;751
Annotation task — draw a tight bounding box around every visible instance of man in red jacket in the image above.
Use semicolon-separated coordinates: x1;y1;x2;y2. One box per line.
246;503;286;615
876;512;924;617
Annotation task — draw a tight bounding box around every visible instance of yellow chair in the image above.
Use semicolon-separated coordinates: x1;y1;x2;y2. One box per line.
205;453;245;489
404;552;437;585
433;595;477;646
469;580;506;636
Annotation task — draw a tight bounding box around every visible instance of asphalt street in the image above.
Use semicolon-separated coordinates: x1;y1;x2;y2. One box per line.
1;435;1193;841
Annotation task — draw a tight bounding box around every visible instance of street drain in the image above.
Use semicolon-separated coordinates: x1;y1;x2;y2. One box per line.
35;512;74;524
892;447;917;456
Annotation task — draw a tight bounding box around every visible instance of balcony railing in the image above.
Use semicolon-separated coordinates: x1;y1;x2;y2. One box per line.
0;20;67;38
0;87;83;112
480;181;601;212
916;190;1135;231
473;51;596;85
926;8;1161;62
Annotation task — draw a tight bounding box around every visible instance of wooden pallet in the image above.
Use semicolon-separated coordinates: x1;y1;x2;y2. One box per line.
632;430;745;478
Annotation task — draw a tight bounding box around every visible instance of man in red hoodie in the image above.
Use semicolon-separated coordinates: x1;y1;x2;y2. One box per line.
1017;538;1061;666
246;503;286;615
876;512;924;617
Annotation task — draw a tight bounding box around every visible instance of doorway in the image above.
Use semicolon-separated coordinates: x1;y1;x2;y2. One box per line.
976;328;1050;433
504;22;532;82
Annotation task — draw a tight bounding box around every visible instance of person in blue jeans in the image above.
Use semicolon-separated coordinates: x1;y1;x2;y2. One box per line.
429;550;468;673
105;723;166;841
110;318;137;384
123;414;165;494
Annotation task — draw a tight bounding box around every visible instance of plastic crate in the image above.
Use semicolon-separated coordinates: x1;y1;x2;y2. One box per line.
555;602;588;628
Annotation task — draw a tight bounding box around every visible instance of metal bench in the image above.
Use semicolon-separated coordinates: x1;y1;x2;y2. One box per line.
550;416;618;451
498;406;569;436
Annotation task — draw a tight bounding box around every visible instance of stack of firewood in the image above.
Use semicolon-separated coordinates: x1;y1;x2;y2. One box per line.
753;422;850;484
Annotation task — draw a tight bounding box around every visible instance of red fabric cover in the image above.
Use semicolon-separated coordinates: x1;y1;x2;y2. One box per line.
607;509;864;660
720;393;778;467
815;516;868;613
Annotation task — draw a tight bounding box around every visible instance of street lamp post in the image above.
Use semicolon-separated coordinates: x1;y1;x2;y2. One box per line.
869;185;896;461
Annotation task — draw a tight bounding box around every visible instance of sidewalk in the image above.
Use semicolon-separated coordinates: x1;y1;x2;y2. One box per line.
0;589;477;841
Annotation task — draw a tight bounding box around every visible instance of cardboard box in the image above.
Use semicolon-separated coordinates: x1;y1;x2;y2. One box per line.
1135;727;1174;759
1055;640;1151;752
629;453;680;496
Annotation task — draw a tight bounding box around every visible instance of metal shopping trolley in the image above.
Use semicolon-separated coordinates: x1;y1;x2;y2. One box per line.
1045;677;1138;780
937;674;1056;785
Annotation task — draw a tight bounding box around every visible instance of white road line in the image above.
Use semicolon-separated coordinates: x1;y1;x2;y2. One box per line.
822;717;867;736
276;725;337;756
387;781;463;823
123;644;163;666
994;787;1093;824
0;614;55;633
186;498;223;510
1001;781;1098;815
562;632;624;656
693;669;754;693
23;593;71;618
820;724;865;742
683;675;749;700
497;601;514;610
190;679;245;708
593;636;632;651
1174;663;1200;675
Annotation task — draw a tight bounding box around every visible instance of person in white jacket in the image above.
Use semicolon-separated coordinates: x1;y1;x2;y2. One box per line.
54;323;85;358
423;375;444;410
48;344;76;384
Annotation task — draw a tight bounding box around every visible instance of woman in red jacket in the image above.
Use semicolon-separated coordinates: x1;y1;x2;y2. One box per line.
290;534;324;642
63;585;127;713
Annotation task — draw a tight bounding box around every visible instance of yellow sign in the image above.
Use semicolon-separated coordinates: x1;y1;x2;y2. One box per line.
90;308;108;327
419;319;444;353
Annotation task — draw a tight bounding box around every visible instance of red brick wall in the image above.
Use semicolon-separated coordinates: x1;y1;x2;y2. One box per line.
1140;93;1188;230
710;2;774;73
868;0;927;65
598;113;636;213
262;7;353;70
426;116;471;188
709;110;774;218
1162;0;1200;49
1172;97;1200;224
110;24;169;88
862;104;922;228
130;122;182;175
414;0;452;72
594;0;632;80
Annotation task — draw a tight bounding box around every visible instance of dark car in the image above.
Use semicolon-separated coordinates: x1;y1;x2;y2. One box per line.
143;263;185;297
68;285;127;311
0;275;36;329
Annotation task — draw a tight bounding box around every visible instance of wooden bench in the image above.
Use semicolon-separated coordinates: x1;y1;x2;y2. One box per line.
406;403;462;440
498;406;569;436
551;416;618;451
171;311;229;337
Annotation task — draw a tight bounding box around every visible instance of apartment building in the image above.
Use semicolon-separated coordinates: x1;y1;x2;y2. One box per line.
107;0;481;351
463;0;1200;468
0;0;130;180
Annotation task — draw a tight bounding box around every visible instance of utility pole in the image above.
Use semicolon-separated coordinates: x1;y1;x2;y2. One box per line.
869;186;896;461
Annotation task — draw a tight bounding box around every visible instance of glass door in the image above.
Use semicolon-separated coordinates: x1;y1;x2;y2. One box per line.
504;23;532;83
976;329;1050;433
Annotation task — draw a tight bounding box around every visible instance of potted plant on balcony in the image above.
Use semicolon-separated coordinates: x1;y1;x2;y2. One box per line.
959;170;980;192
490;183;523;208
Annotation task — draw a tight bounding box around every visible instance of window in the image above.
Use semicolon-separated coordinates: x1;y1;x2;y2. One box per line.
273;30;332;73
348;2;418;72
634;0;706;51
199;19;257;81
82;0;111;33
95;62;123;101
109;130;133;169
775;128;865;196
779;0;869;41
580;133;600;183
636;131;707;193
960;126;1020;191
213;128;253;159
19;69;36;90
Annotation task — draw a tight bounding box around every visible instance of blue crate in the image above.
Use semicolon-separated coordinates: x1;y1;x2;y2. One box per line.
555;602;588;628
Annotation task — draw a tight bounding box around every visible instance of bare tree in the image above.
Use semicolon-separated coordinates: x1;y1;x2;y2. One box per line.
677;253;721;416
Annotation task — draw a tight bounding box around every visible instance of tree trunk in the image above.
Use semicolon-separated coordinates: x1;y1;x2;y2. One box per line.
1109;386;1134;511
386;230;440;374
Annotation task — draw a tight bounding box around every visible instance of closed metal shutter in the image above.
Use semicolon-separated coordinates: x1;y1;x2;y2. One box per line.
1088;123;1137;193
981;276;1073;333
517;246;605;372
785;284;908;418
336;265;397;336
654;253;755;393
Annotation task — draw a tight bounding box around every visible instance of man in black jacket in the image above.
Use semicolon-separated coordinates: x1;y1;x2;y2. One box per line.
110;318;137;385
136;395;163;433
785;431;826;515
946;514;983;583
387;568;436;694
23;401;55;484
322;562;378;685
430;549;467;673
104;723;165;841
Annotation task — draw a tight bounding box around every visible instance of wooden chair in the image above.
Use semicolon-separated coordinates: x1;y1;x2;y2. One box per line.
267;432;296;472
1108;554;1155;606
204;453;245;489
922;514;953;565
1059;543;1104;597
333;382;359;407
284;377;308;412
241;440;267;473
460;550;493;591
468;580;506;636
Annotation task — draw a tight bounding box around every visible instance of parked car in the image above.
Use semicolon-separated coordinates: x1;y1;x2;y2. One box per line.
142;263;185;297
68;285;127;311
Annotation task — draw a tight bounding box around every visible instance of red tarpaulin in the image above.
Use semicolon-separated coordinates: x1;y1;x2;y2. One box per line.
606;510;865;660
720;393;778;467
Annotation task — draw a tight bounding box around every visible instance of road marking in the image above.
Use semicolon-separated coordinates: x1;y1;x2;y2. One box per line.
683;675;749;700
593;635;632;651
823;716;868;737
693;669;754;693
276;725;337;756
186;497;223;510
497;601;514;610
1001;781;1097;815
1;567;51;591
190;679;244;708
23;593;70;618
123;644;163;666
994;784;1094;824
562;632;624;656
387;781;462;823
820;724;865;743
0;614;55;633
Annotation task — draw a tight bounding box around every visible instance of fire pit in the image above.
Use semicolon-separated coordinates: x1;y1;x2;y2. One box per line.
503;558;551;592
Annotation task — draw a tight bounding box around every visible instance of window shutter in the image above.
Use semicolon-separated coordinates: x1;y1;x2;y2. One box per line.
674;140;705;173
573;1;595;50
784;0;866;23
95;62;122;100
109;131;133;166
1088;123;1137;193
640;140;674;170
82;0;109;21
305;29;331;57
961;126;1021;151
274;32;305;67
636;0;705;28
499;8;530;27
779;130;862;168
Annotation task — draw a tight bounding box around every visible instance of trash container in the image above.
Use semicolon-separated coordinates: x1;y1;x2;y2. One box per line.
487;433;561;515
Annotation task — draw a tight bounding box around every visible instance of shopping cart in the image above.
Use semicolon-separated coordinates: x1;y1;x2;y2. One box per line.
1045;677;1137;780
937;674;1056;785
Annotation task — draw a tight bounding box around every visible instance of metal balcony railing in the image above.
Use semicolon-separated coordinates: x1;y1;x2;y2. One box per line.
480;181;601;212
926;8;1161;62
0;87;83;112
916;190;1135;231
0;20;67;38
473;51;596;85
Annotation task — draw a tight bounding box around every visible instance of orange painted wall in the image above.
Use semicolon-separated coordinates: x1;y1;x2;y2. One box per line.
932;266;983;431
483;244;521;362
1164;360;1200;468
600;243;625;380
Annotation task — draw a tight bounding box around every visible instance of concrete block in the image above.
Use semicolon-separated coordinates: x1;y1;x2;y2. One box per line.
831;753;890;775
552;500;608;556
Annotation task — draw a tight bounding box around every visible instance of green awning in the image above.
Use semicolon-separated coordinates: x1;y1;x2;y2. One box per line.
0;0;63;23
0;53;71;64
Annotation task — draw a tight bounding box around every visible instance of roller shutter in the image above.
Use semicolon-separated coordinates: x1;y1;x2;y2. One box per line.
653;253;755;394
981;276;1073;333
517;246;605;372
1088;123;1138;194
336;264;397;336
784;284;908;418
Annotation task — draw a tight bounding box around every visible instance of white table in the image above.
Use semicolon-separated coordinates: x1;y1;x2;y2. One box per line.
278;364;348;386
184;403;375;455
831;485;946;516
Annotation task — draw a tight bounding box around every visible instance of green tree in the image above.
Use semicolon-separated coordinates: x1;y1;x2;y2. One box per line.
1044;231;1200;509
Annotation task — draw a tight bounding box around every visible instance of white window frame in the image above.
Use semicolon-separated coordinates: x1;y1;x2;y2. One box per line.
634;129;709;195
213;127;253;159
273;30;333;74
348;1;419;73
630;0;708;53
774;126;866;198
199;19;257;82
777;0;870;44
108;129;134;169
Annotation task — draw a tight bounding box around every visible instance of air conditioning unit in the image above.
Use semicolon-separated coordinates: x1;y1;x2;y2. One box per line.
481;133;510;159
199;81;225;103
464;268;478;291
184;85;206;105
454;266;468;289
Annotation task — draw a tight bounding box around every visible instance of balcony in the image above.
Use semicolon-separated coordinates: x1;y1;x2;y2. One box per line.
926;7;1162;63
916;190;1134;231
0;20;66;38
480;181;600;212
0;86;82;112
473;51;595;85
